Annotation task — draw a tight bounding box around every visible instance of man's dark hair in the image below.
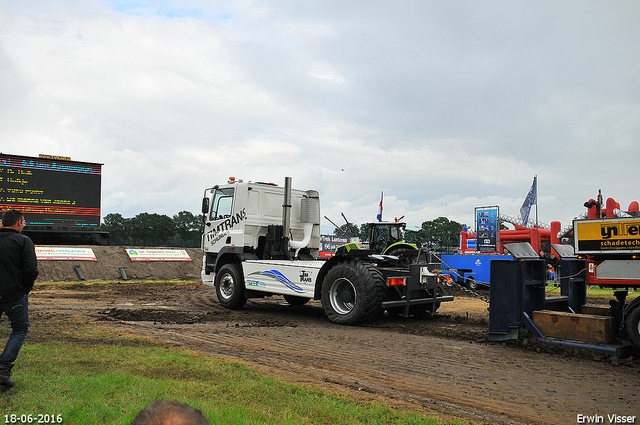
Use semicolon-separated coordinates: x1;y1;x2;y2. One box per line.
132;400;210;425
2;209;24;227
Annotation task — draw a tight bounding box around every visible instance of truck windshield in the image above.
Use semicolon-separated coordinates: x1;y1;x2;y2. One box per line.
210;187;234;221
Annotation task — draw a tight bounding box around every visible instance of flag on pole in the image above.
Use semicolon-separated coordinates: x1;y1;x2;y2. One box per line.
520;176;537;226
376;192;383;222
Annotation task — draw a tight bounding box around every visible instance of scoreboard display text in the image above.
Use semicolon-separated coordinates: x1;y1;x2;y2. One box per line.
0;154;102;227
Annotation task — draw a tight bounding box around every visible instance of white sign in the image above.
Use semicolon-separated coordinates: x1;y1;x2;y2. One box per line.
36;247;97;261
126;249;192;262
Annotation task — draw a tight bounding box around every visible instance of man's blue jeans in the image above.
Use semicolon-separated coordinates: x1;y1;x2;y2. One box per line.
0;296;29;370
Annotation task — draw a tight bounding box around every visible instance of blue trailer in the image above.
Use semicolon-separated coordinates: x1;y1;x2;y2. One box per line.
439;254;512;289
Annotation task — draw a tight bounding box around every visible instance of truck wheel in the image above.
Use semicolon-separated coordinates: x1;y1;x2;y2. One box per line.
625;306;640;349
215;263;246;309
283;295;310;306
466;277;477;290
322;260;385;325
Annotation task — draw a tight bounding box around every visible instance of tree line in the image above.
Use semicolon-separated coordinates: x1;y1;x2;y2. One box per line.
98;212;465;250
100;211;204;248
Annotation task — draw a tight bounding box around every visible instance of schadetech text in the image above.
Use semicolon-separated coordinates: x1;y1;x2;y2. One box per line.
577;413;636;423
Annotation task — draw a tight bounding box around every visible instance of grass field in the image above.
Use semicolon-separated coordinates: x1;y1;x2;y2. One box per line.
0;315;468;425
544;283;640;302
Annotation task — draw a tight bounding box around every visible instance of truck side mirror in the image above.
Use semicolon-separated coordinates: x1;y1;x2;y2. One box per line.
202;198;210;215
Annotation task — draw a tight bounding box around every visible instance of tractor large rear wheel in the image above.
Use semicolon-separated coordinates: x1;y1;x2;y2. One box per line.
322;260;386;325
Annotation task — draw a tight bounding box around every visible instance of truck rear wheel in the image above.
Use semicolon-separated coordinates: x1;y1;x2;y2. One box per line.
625;306;640;349
215;263;246;309
322;260;385;325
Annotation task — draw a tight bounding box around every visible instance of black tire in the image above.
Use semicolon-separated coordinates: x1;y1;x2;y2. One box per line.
215;263;246;309
466;277;477;290
625;306;640;349
321;260;386;325
283;295;310;306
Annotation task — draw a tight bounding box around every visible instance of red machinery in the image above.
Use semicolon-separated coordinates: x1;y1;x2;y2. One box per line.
554;192;640;351
555;192;640;289
463;192;640;352
460;224;552;255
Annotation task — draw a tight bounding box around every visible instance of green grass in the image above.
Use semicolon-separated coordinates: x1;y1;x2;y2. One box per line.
0;318;467;425
586;285;639;299
545;283;639;301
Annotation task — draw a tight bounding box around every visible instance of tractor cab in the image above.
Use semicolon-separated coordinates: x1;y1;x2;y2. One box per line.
366;222;405;253
364;222;420;257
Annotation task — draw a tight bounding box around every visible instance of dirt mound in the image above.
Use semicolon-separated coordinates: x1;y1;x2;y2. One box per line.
35;246;203;282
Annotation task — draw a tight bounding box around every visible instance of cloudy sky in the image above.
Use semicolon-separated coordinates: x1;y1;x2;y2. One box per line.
1;1;639;234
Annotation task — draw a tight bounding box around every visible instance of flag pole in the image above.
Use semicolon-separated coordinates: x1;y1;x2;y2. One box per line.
535;175;539;253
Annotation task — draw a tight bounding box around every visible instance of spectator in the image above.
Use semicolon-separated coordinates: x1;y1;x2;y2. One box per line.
0;209;38;388
132;400;210;425
549;251;561;282
539;250;548;261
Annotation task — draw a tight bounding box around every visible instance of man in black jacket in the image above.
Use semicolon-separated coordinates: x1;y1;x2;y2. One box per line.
0;209;38;387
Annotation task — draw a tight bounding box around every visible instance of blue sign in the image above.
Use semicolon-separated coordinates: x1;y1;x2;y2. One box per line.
475;206;499;252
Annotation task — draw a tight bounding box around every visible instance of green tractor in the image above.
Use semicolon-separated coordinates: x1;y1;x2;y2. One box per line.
331;217;421;260
365;221;416;256
328;217;447;318
365;221;445;317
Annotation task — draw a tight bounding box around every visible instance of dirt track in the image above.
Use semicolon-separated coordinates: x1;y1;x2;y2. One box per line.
27;280;640;425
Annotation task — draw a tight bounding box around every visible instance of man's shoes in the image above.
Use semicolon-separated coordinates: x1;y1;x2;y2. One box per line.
0;368;16;388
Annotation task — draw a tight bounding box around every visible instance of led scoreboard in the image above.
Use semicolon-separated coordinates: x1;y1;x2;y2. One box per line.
0;153;102;227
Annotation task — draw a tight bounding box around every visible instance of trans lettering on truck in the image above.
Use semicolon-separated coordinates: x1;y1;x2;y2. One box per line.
203;208;247;244
215;208;247;232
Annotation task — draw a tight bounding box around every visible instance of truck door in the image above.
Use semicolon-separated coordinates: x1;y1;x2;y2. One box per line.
203;186;245;251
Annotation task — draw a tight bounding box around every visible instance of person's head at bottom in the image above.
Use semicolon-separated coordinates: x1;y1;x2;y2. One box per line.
132;400;210;425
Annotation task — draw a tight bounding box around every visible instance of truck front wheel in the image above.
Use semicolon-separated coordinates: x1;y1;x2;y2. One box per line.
322;261;385;325
215;263;247;309
625;306;640;349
